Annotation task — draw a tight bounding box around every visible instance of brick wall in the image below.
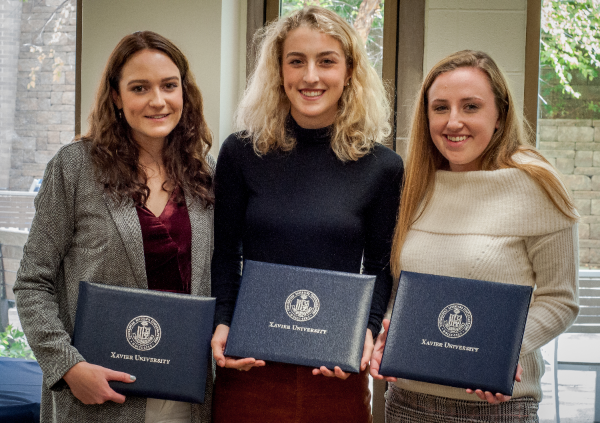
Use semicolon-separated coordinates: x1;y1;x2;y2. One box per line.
10;0;76;190
0;0;23;189
538;119;600;268
0;229;27;302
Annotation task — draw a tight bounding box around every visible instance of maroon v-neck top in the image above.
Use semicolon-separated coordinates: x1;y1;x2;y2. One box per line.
136;189;192;294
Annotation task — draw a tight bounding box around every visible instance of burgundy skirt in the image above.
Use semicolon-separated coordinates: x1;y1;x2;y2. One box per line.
212;362;372;423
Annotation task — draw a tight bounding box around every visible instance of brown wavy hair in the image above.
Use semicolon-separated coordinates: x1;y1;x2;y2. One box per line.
82;31;213;207
390;50;578;279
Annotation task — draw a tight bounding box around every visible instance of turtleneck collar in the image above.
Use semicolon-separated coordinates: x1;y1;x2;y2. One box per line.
287;115;332;144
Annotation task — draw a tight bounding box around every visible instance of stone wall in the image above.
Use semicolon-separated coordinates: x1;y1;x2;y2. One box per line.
0;229;26;331
10;0;76;190
538;119;600;268
0;0;23;189
539;68;600;120
0;229;27;302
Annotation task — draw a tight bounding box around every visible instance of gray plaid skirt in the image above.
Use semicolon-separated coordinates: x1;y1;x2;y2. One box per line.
385;384;539;423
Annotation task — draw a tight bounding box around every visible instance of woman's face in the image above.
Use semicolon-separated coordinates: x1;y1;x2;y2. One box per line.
281;26;350;129
112;49;183;147
427;67;500;172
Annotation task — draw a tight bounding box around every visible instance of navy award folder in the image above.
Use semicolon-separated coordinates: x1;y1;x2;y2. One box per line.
379;271;533;396
225;260;376;373
72;281;215;403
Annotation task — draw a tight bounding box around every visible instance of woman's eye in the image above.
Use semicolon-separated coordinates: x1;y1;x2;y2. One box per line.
465;103;479;111
321;58;335;65
433;105;448;112
165;83;178;89
289;59;302;65
131;85;145;93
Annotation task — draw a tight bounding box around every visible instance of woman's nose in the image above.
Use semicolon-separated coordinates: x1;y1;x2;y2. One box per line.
303;63;319;84
149;88;166;108
446;109;463;130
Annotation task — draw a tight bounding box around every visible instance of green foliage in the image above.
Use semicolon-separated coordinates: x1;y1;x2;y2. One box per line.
540;0;600;118
281;0;384;74
282;0;383;26
0;325;36;360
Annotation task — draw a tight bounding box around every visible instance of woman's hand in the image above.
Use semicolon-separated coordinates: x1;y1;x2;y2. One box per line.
465;363;523;404
312;328;373;380
369;319;397;382
63;362;135;405
211;324;266;371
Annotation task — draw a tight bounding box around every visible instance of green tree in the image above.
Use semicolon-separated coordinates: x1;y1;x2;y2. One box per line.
281;1;384;75
0;325;36;360
540;0;600;117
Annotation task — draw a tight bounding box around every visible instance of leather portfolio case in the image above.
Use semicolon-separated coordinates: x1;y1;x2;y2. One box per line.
72;281;215;403
379;271;533;395
225;260;376;373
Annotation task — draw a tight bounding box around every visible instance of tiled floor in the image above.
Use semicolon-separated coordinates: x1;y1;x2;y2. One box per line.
539;334;600;423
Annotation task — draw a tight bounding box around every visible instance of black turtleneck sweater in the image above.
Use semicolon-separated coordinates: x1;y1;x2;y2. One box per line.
211;119;404;337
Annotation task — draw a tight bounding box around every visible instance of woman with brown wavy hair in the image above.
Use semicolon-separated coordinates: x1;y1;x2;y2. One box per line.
14;31;214;423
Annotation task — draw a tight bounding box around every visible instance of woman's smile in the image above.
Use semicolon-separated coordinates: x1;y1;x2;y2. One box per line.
427;67;500;172
282;26;350;129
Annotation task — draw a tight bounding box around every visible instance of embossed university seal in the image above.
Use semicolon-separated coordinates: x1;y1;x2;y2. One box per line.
438;303;472;339
126;316;162;351
285;290;320;322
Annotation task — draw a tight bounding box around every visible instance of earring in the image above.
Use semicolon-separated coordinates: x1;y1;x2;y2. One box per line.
117;109;123;119
346;79;351;87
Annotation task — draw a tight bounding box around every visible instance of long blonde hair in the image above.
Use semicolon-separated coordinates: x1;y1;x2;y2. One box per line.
235;6;390;162
390;50;578;279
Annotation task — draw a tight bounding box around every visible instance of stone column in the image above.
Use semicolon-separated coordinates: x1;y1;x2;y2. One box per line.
0;0;23;190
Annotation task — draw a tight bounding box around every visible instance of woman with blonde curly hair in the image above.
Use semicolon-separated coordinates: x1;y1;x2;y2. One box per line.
370;50;579;422
210;6;403;422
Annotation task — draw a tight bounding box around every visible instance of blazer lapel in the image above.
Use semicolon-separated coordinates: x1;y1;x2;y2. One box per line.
104;194;148;289
187;196;212;297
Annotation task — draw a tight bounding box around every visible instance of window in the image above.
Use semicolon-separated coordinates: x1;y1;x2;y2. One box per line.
0;0;77;338
537;0;600;270
280;0;385;78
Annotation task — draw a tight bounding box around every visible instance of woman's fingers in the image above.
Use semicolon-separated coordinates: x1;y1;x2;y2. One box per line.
333;366;351;380
515;363;523;382
223;357;266;371
369;320;397;382
63;362;129;405
361;329;374;371
211;324;265;370
465;363;522;403
211;324;230;367
106;369;136;384
466;388;511;404
312;366;350;380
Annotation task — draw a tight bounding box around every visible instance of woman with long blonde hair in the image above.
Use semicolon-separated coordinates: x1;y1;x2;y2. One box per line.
371;50;579;422
210;6;403;422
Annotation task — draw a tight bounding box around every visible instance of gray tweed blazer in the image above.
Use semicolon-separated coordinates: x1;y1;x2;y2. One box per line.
13;141;214;423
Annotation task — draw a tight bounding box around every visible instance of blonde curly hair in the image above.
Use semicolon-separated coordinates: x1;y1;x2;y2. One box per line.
235;6;391;162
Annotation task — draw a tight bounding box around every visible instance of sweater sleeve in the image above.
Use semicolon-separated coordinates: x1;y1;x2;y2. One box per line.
211;135;248;328
521;224;579;356
362;151;404;337
13;144;86;390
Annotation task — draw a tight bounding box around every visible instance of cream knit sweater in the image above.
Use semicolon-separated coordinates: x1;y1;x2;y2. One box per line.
388;156;579;402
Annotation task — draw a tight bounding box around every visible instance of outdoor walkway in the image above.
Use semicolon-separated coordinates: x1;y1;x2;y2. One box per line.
539;334;600;423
